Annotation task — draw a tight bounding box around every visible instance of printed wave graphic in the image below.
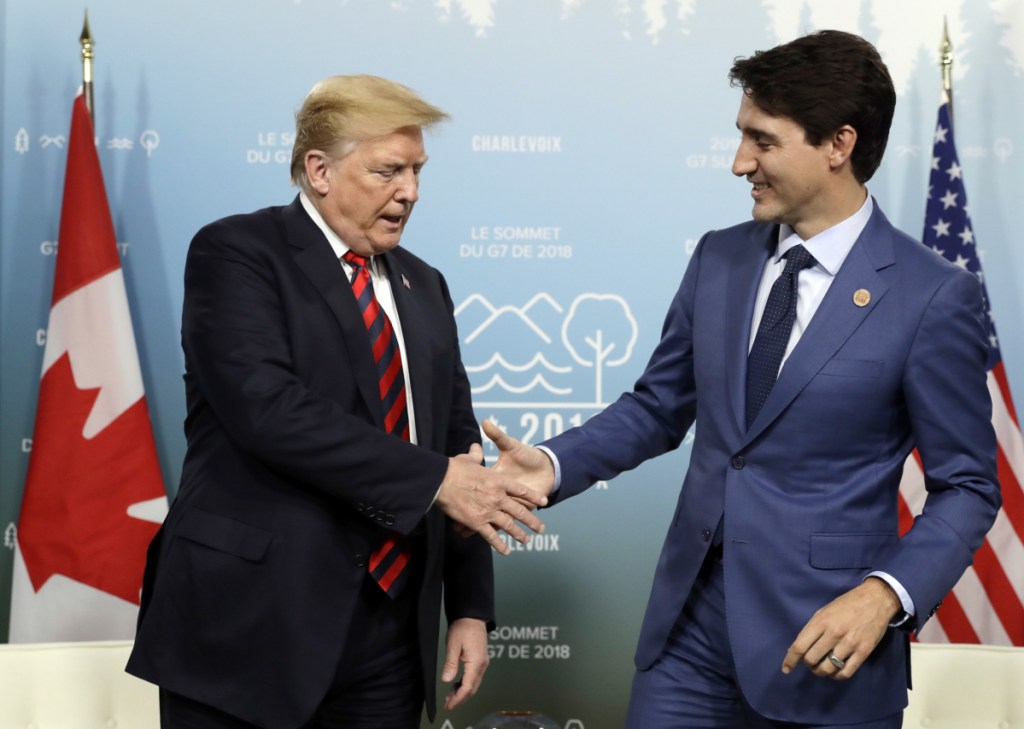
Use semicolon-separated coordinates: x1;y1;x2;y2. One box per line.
464;352;571;374
471;373;573;396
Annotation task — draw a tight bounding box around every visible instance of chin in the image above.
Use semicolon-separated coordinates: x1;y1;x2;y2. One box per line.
751;205;782;225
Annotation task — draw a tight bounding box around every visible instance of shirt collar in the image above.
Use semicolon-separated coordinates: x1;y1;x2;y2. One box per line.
776;193;873;276
299;191;380;273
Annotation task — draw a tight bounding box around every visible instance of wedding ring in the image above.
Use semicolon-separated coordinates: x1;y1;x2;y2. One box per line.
828;652;846;670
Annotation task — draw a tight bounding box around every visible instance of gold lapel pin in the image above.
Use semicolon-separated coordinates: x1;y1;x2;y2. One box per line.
853;289;871;307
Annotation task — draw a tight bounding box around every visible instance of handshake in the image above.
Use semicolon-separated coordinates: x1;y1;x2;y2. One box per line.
435;420;556;555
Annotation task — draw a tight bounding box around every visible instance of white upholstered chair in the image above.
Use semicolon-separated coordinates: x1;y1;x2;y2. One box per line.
904;642;1024;728
0;640;158;728
0;639;1021;728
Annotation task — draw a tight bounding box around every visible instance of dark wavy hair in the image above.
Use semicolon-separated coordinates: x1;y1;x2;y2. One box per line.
729;30;896;183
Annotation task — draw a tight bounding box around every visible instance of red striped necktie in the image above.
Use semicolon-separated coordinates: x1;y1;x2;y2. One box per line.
343;250;412;597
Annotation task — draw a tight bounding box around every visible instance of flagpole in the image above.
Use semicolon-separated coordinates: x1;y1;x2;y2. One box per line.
79;9;94;126
940;16;954;129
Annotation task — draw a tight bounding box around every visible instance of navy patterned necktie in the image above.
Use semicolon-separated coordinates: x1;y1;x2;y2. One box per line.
745;243;816;429
343;251;411;596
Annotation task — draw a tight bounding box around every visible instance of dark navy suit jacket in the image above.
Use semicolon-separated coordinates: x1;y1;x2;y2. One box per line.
127;197;492;728
543;203;1000;723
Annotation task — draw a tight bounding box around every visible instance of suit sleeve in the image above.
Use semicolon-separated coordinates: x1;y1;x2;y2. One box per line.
541;234;706;503
181;221;448;534
876;267;1001;627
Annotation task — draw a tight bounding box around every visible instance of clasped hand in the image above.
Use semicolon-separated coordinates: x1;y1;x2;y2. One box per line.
435;420;556;555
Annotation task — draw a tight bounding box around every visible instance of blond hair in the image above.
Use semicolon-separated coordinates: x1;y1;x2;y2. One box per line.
290;75;449;189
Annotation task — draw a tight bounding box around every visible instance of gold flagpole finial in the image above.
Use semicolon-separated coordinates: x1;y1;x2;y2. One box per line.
940;16;954;127
80;9;95;125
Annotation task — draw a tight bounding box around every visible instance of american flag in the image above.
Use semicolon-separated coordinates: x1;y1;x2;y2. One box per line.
897;95;1024;645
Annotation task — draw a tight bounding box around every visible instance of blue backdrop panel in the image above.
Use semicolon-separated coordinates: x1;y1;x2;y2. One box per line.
2;2;1022;727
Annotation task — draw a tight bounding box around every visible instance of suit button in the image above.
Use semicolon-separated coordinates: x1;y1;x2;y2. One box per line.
385;515;395;526
731;456;745;469
701;528;712;542
354;553;366;567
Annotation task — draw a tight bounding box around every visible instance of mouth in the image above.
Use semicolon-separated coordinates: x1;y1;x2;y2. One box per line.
750;181;770;199
380;214;404;228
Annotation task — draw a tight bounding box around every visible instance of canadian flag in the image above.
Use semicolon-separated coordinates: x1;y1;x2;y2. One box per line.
8;92;167;642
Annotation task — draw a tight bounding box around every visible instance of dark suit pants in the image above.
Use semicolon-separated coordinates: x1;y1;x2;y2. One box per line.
160;573;424;729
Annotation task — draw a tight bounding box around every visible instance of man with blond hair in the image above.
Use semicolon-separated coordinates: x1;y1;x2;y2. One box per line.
127;75;546;729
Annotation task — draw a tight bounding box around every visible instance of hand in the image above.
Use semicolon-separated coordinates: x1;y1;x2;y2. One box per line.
435;446;547;555
482;420;556;497
442;618;489;711
781;577;902;680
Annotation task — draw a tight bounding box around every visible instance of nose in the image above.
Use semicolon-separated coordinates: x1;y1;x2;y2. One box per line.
395;170;419;203
732;141;755;178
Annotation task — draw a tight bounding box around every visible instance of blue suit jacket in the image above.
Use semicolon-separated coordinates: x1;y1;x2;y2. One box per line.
543;203;1000;723
127;197;492;728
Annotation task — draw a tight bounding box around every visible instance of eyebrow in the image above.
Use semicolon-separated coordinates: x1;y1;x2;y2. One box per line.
736;123;781;144
378;156;430;168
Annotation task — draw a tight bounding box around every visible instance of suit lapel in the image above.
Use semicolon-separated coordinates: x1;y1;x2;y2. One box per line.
282;197;384;428
725;226;776;434
383;252;435;449
742;206;895;445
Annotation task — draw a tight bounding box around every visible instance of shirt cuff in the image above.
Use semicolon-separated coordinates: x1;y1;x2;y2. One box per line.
534;445;562;493
867;571;915;627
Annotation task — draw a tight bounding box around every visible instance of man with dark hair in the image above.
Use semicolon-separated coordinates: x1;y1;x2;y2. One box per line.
486;30;1000;727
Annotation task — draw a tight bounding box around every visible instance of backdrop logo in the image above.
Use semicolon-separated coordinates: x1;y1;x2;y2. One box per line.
456;292;637;479
458;292;637;408
12;127;160;156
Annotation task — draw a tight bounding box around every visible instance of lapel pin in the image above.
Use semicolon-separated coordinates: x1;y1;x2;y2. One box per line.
402;274;411;290
853;289;871;307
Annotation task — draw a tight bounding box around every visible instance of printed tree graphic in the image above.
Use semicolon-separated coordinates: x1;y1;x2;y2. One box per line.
561;294;638;405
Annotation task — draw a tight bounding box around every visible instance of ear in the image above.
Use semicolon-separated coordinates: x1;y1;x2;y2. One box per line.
829;125;858;170
304;150;332;196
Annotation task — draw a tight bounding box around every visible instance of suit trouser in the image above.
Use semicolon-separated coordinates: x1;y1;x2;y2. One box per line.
625;549;902;729
160;557;425;729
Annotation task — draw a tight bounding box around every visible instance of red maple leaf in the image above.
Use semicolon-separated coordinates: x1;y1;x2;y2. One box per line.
19;352;165;604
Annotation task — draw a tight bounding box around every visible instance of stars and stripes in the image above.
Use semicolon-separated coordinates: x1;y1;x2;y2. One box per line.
898;96;1024;646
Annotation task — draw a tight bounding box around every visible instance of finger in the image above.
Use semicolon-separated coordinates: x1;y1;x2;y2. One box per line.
506;483;548;509
441;641;461;683
445;679;477;711
832;650;863;681
466;442;484;462
444;681;464;711
504;500;545;533
479;525;510;556
449;653;485;710
781;626;821;674
482;419;515;451
511;496;539;511
803;640;832;671
497;515;531;545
